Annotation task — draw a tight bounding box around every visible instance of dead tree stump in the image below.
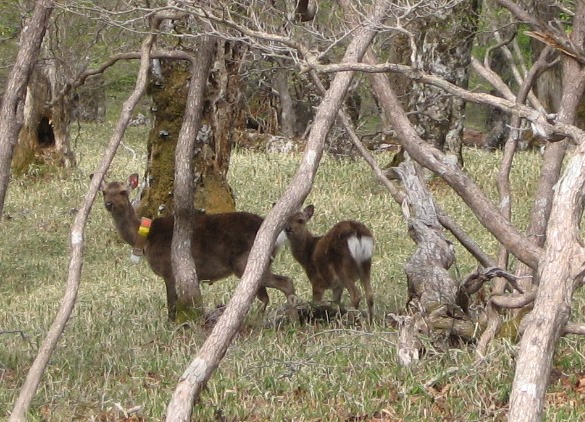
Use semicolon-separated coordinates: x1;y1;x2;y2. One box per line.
394;160;478;364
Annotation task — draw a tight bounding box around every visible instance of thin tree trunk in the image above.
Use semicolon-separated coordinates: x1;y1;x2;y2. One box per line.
165;2;391;419
172;36;216;322
10;26;156;422
508;140;585;421
0;0;53;218
508;3;585;419
274;66;295;137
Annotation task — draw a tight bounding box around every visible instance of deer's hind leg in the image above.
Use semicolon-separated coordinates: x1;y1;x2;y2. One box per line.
360;260;374;323
260;271;296;306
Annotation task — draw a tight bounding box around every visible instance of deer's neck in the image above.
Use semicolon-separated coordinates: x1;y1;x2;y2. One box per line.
112;207;141;247
290;232;319;268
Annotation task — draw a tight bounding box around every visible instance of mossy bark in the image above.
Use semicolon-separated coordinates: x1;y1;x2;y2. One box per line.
175;298;206;324
12;69;50;174
12;64;77;174
140;42;246;218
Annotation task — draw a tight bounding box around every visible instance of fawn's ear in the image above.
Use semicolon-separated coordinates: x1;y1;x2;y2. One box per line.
303;204;315;220
128;173;140;190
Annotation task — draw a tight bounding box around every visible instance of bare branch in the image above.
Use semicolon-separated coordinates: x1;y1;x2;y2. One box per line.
495;0;585;64
491;291;536;309
10;11;161;421
564;322;585;336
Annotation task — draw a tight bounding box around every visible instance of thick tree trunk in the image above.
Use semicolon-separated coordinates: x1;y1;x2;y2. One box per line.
12;68;51;173
408;0;480;165
141;40;244;217
47;56;76;168
395;160;476;347
0;0;53;217
13;45;77;173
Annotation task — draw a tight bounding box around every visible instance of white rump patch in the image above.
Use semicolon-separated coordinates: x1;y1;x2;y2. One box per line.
347;236;374;263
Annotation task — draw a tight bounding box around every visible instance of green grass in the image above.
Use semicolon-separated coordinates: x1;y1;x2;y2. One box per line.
1;120;585;421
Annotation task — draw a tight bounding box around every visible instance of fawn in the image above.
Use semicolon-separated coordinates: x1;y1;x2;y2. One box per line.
98;173;295;321
285;205;374;322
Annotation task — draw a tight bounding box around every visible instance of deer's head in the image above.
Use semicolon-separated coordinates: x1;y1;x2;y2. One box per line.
95;173;140;214
285;204;315;238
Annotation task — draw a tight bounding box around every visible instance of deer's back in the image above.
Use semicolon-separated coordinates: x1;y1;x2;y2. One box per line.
144;211;264;281
314;220;373;271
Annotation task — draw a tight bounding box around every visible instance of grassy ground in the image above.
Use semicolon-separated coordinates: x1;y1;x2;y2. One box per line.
1;120;585;421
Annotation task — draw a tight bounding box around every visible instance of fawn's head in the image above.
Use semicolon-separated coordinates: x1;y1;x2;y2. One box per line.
98;173;139;214
285;205;315;238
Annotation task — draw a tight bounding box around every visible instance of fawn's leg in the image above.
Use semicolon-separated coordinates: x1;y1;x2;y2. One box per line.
360;260;374;323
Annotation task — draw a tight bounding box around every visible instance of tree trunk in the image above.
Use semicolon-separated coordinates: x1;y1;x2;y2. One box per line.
508;3;585;419
273;66;295;137
408;0;480;165
508;141;585;421
141;40;245;217
396;160;476;345
0;0;53;218
12;63;77;173
172;36;216;323
73;74;106;122
11;68;51;173
512;0;566;293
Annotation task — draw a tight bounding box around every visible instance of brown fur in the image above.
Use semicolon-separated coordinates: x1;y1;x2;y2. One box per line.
285;205;374;322
99;174;295;321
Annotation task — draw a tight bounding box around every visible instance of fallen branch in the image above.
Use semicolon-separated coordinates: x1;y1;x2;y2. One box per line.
563;322;585;336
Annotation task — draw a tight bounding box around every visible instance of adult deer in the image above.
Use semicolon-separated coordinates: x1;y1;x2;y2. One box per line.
285;205;374;322
98;173;296;321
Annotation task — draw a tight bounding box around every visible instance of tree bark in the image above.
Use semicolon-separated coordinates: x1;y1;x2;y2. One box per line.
11;68;51;173
408;0;480;165
46;55;76;168
395;160;476;343
273;66;295;137
508;143;585;421
508;3;585;419
172;36;216;322
141;40;244;217
0;0;53;218
165;2;391;419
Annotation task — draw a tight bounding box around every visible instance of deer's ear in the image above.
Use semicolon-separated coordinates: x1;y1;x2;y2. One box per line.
128;173;140;190
303;205;315;220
